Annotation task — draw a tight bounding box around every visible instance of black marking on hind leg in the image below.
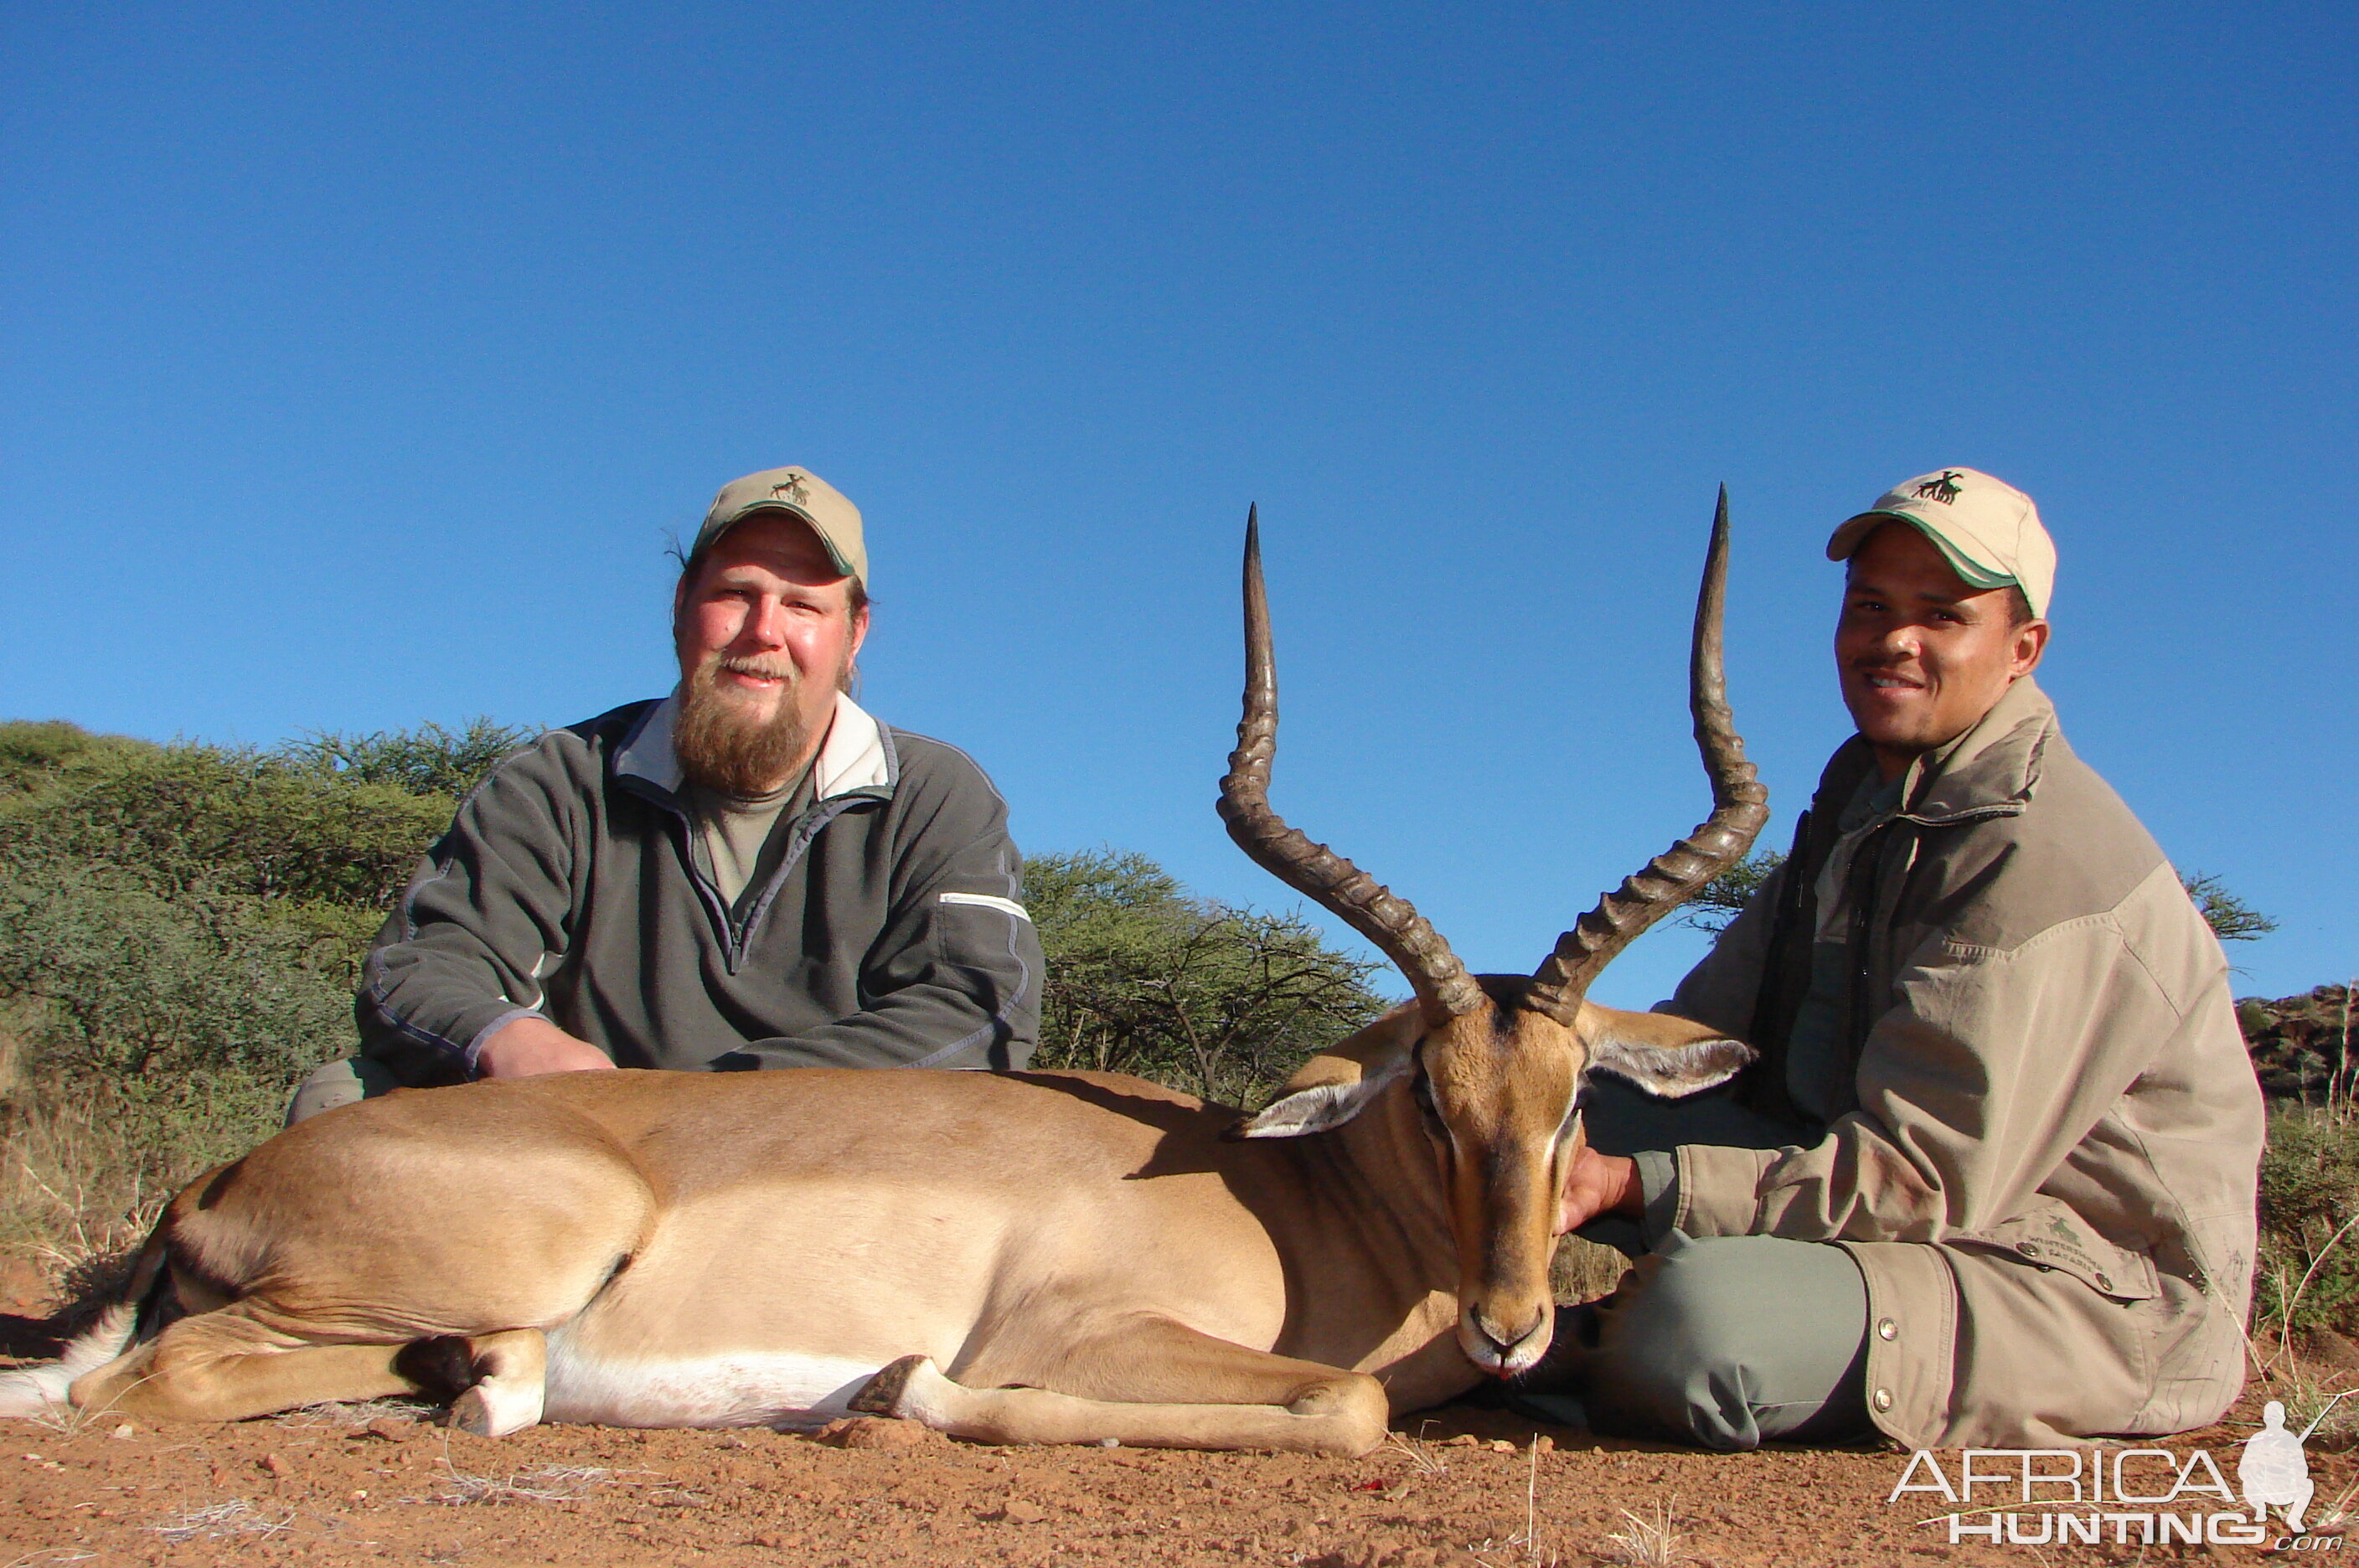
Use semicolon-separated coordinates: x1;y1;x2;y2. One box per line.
849;1355;929;1416
394;1336;476;1399
130;1257;182;1344
129;1232;230;1345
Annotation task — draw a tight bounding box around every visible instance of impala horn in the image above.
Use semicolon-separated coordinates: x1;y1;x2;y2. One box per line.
1525;487;1770;1022
1216;506;1486;1027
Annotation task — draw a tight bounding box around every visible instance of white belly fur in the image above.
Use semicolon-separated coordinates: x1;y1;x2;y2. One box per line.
542;1327;881;1429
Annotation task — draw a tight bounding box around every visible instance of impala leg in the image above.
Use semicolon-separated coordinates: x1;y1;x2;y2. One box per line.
853;1315;1391;1457
447;1328;548;1436
69;1307;421;1424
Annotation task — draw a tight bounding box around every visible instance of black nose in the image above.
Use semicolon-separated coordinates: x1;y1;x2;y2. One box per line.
1473;1306;1546;1359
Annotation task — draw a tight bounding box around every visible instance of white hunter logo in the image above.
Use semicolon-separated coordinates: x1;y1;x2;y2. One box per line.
1887;1398;2349;1550
2242;1400;2317;1532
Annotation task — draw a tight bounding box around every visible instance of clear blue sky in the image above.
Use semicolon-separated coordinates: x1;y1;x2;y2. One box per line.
4;3;2351;1008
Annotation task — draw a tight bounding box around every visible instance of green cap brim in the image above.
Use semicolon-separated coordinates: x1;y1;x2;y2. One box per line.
1851;510;2019;592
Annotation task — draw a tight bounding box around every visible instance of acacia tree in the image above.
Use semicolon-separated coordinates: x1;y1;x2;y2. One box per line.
1025;848;1389;1107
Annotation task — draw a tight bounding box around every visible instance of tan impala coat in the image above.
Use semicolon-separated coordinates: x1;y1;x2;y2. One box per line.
1659;678;2264;1447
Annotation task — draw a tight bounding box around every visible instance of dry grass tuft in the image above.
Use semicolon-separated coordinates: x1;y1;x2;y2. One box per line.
1;1093;166;1275
424;1457;655;1507
1593;1499;1697;1568
1467;1445;1561;1567
15;1395;121;1440
272;1397;438;1431
1381;1429;1453;1476
147;1498;296;1543
1550;1235;1628;1307
2309;1475;2359;1537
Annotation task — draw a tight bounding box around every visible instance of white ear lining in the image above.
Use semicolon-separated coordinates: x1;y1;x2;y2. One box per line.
1237;1061;1412;1139
1587;1036;1754;1099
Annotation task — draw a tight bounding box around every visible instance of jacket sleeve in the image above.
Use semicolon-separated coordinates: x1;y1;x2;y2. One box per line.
354;739;589;1085
1671;912;2180;1246
710;749;1042;1073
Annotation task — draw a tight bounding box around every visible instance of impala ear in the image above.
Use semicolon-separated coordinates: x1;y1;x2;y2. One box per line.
1577;1003;1754;1100
1235;1005;1423;1139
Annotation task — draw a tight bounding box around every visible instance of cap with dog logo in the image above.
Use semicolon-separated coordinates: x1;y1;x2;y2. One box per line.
1825;467;2053;618
694;466;868;590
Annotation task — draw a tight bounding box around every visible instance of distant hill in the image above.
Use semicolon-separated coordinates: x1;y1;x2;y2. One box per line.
2242;984;2356;1104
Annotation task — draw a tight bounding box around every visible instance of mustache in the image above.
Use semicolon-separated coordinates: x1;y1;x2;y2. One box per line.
709;654;799;684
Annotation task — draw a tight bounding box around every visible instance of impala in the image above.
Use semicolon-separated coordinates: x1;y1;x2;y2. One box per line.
1;498;1768;1457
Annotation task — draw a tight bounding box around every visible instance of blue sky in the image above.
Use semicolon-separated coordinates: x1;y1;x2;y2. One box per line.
4;3;2352;1007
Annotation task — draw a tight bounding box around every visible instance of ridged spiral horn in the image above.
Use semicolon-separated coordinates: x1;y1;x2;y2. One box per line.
1216;507;1486;1026
1526;487;1770;1021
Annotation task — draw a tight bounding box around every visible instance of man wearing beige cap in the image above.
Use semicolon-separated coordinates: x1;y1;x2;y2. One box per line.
1525;467;2263;1453
288;465;1040;1116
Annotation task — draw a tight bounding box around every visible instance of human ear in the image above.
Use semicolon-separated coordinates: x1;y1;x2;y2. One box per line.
670;575;694;661
2010;618;2050;678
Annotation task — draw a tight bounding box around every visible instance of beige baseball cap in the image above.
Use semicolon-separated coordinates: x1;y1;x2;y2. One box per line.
1825;466;2054;617
693;466;868;589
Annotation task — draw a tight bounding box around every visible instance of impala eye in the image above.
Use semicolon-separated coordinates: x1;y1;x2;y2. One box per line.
1411;1072;1444;1132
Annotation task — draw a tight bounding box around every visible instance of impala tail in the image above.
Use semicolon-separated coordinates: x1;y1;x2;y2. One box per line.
0;1218;173;1420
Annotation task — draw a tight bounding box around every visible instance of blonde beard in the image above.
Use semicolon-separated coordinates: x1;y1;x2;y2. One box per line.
672;656;832;797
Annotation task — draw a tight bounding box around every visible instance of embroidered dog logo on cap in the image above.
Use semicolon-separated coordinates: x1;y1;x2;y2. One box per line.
1912;471;1965;505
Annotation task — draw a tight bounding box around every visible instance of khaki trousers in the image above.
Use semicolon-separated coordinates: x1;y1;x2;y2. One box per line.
282;1055;406;1127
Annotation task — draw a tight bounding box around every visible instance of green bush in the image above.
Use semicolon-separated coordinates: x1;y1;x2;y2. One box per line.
284;717;536;800
2255;1108;2359;1339
1676;848;1783;935
0;720;144;796
0;859;360;1088
0;738;453;911
0;717;513;1257
1027;848;1391;1107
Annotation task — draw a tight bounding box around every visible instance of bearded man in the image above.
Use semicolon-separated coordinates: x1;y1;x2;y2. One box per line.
1525;467;2264;1452
289;466;1040;1118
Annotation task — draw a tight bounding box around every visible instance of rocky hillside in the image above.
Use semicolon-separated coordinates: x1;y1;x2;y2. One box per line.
2242;983;2356;1101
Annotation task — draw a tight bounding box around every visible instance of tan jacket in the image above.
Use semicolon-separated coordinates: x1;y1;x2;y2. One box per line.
1662;678;2264;1447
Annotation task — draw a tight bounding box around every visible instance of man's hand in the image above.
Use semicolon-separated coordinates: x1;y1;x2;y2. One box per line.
1556;1148;1644;1235
474;1016;617;1079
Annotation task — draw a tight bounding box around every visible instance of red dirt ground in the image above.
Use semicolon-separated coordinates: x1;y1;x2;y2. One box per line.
2;1268;2343;1567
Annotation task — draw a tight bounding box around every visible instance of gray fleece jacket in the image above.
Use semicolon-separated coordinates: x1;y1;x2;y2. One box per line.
356;692;1040;1081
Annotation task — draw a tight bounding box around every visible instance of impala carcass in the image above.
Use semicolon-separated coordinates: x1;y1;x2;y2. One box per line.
0;498;1768;1457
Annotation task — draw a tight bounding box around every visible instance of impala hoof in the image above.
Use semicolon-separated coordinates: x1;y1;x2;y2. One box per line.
449;1380;543;1438
849;1355;932;1417
450;1387;498;1436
